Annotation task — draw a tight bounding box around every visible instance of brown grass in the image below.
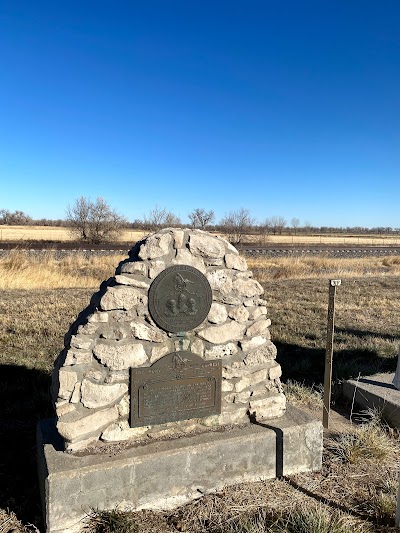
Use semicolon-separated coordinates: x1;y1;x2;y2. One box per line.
0;250;126;289
0;225;145;242
247;255;400;281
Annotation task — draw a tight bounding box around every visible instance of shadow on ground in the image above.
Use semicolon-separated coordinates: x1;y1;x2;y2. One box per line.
0;364;52;529
276;341;398;387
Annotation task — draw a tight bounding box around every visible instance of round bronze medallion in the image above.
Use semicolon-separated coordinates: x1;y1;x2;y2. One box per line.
148;264;212;333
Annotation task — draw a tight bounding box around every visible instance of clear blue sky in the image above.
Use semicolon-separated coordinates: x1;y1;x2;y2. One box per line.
1;1;399;227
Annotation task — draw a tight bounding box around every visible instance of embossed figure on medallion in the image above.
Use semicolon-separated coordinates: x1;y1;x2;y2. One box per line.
148;265;212;333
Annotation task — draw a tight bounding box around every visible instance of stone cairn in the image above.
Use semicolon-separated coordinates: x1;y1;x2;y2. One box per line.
52;228;286;451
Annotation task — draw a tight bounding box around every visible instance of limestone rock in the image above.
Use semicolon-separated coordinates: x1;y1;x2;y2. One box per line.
235;368;268;393
205;342;238;359
57;405;119;442
81;380;128;409
221;379;234;392
115;274;150;288
269;363;282;380
64;349;93;366
101;420;150;442
56;402;75;416
70;335;94;350
172;248;206;273
248;306;268;320
150;343;171;363
232;278;264;298
138;233;172;260
93;341;148;370
228;306;249;323
188;234;225;259
58;370;78;400
100;286;147;311
130;322;167;343
243;341;277;365
206;270;233;295
225;254;247;271
208;302;228;324
198;321;245;344
70;382;81;403
245;318;272;337
148;260;165;278
120;261;147;276
172;229;185;249
117;395;129;417
248;392;286;419
240;336;267;352
190;338;204;357
88;312;109;323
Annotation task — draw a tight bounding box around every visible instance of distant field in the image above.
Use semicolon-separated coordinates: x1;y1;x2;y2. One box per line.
0;225;399;246
0;225;146;242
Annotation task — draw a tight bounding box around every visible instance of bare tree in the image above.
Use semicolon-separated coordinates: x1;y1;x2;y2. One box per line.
219;208;255;244
267;215;287;235
0;209;32;225
188;208;215;229
303;220;312;234
142;205;181;231
291;217;300;235
66;196;127;244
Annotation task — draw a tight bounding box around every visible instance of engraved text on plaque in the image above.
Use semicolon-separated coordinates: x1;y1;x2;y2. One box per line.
130;351;222;427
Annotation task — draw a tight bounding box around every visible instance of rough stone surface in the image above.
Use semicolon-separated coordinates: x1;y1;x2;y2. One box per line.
188;233;225;259
81;381;128;409
172;248;206;273
208;302;229;324
228;306;249;323
100;286;147;311
58;370;78;401
205;343;238;359
246;318;272;337
130;322;167;342
93;342;147;370
52;227;284;451
57;405;119;442
139;233;172;260
198;321;245;344
225;253;247;271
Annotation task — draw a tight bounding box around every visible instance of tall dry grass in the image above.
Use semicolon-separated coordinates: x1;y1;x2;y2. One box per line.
0;225;145;242
247;255;400;281
1;252;400;289
0;250;126;289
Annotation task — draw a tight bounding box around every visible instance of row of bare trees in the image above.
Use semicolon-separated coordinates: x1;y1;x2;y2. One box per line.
2;197;399;244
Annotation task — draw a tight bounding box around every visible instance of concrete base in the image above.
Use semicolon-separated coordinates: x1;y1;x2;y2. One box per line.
343;372;400;427
37;405;322;533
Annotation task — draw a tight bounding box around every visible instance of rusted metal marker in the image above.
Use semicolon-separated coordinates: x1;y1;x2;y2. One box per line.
323;279;341;429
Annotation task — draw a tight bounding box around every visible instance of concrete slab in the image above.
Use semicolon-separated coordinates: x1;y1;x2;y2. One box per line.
343;372;400;427
37;405;322;533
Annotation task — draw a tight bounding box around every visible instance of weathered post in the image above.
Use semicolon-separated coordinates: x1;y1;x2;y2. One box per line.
393;349;400;390
323;279;341;429
396;474;400;527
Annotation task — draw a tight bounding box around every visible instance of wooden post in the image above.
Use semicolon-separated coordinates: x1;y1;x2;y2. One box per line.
323;279;341;429
396;474;400;527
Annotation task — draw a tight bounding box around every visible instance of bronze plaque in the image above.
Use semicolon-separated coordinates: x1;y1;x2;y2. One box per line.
130;351;221;428
148;264;212;333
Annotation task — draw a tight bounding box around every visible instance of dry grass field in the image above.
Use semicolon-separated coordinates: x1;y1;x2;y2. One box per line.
1;225;400;246
1;252;399;532
0;225;146;243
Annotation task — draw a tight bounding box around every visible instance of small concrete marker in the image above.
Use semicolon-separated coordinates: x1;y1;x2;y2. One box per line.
323;279;341;429
393;349;400;390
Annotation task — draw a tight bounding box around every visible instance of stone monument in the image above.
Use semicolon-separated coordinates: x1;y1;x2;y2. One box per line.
37;228;322;533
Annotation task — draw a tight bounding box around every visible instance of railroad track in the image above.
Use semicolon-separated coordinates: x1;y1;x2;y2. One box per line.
0;241;399;257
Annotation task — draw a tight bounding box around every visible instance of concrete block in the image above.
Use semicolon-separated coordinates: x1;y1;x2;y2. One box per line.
343;372;400;428
37;405;322;533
